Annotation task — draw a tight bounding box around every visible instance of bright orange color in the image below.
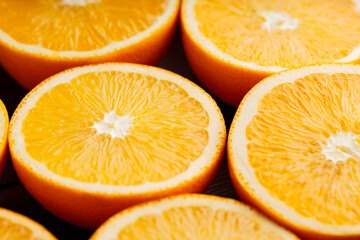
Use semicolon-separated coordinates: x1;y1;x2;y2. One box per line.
90;194;299;240
0;0;179;89
9;63;226;229
181;0;360;106
0;99;8;178
228;64;360;239
0;208;56;240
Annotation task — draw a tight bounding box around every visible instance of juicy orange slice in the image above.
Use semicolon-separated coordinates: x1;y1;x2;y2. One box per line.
0;208;56;240
90;194;299;240
228;64;360;239
0;99;8;178
9;63;226;229
181;0;360;106
0;0;179;89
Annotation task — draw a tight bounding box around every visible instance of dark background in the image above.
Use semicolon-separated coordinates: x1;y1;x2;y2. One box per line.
0;29;239;239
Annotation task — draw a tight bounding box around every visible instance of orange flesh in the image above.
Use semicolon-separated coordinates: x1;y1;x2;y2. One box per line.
22;71;209;185
117;206;285;239
246;73;360;225
195;0;360;68
0;217;40;240
0;0;168;51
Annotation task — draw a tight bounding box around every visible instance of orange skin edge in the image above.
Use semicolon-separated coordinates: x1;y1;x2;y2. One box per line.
0;0;180;90
180;3;272;107
227;63;360;240
9;63;227;230
0;100;8;179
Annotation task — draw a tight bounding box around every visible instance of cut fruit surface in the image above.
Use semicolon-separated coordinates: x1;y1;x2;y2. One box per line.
0;0;179;89
0;0;170;52
181;0;360;106
0;99;8;178
228;64;360;239
9;63;226;229
90;194;299;240
22;71;210;186
0;208;56;240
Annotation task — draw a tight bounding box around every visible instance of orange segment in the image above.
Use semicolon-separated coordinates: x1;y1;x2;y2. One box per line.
181;0;360;106
22;71;209;185
0;0;168;51
0;208;56;240
0;0;179;89
228;64;360;239
9;63;226;229
0;99;8;178
90;194;299;240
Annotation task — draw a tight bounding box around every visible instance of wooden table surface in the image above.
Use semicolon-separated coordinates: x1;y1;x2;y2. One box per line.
0;29;239;239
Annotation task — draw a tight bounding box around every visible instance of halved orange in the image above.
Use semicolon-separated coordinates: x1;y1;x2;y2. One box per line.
0;208;56;240
0;0;179;89
181;0;360;106
0;99;8;178
228;64;360;239
9;63;226;229
90;194;299;239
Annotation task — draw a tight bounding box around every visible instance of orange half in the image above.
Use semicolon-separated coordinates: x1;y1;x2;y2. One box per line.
182;0;360;106
0;208;56;240
228;64;360;239
0;0;180;89
90;194;299;240
9;63;226;229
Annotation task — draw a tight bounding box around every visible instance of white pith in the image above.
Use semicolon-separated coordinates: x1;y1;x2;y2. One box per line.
352;0;360;10
0;208;55;239
61;0;99;6
92;111;134;139
10;63;225;194
261;11;299;31
322;132;360;163
0;0;178;58
183;0;360;73
229;64;360;234
91;195;298;240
